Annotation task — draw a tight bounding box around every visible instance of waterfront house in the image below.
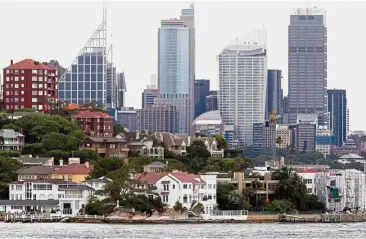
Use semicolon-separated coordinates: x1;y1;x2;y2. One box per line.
52;159;92;183
143;161;166;172
135;172;217;213
15;155;54;166
2;179;94;216
119;132;164;159
0;129;24;151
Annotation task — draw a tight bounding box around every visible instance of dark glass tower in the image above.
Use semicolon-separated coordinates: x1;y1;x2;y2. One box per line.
194;79;210;118
327;89;347;147
266;69;282;119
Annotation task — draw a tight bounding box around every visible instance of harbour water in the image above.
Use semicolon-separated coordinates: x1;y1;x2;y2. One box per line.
0;223;365;238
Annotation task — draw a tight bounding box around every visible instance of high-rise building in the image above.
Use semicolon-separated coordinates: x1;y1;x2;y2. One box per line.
346;108;350;136
316;126;334;157
142;88;158;108
206;91;218;112
296;123;316;153
266;69;282;119
288;8;327;126
327;89;347;147
218;30;267;147
116;107;137;132
282;96;289;113
194;79;210;118
116;72;126;108
276;125;291;149
106;63;117;109
253;123;264;151
137;105;178;133
59;11;108;106
3;59;58;112
155;4;195;134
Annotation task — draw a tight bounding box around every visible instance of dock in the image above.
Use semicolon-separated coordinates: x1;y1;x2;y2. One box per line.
280;213;366;223
4;213;62;223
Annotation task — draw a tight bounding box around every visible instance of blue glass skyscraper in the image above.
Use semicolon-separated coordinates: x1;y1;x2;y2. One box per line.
194;79;210;118
328;89;347;147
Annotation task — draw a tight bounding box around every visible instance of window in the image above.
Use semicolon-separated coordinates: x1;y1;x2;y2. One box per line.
33;194;36;200
163;184;169;191
11;206;22;209
11;185;14;190
38;91;43;95
303;179;312;184
15;84;19;88
21;76;24;81
14;76;19;81
21;91;24;95
208;184;212;189
21;98;24;102
38;84;43;88
32;83;37;88
183;184;187;189
109;144;116;149
65;190;82;198
162;195;169;203
307;188;312;193
32;98;37;103
183;194;188;203
16;185;22;190
32;76;38;81
172;184;175;189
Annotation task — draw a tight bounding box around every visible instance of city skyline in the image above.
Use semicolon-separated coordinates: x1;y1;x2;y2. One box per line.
0;1;364;130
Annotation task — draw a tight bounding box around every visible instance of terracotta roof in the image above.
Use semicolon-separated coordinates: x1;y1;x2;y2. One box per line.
73;110;113;119
53;163;91;175
135;172;168;184
170;172;205;184
4;59;56;70
81;136;127;143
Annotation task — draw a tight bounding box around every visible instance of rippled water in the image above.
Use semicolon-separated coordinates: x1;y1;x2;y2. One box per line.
0;222;365;238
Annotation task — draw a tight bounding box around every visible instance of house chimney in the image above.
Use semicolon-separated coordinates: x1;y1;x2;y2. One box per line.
85;161;90;168
188;136;191;145
136;130;140;140
10;60;13;65
42;62;48;66
60;159;63;166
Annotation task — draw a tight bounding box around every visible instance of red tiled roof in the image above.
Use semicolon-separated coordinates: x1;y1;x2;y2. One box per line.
135;172;168;184
73;110;113;119
298;168;325;173
53;163;92;175
4;59;56;70
170;172;205;184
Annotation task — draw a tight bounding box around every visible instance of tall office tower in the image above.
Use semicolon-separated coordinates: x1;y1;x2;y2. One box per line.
116;72;126;109
218;30;267;147
116;107;137;132
327;89;347;147
137;105;178;133
282;96;289;113
106;63;117;109
266;69;282;119
296;114;317;153
155;4;195;134
142;88;158;108
194;79;210;118
288;8;327;125
59;9;108;106
206;90;218;112
346;108;350;136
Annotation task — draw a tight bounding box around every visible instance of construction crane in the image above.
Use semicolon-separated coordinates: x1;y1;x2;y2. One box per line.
269;109;282;161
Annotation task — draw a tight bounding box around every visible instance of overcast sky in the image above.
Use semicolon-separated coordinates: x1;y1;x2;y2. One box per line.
0;1;364;131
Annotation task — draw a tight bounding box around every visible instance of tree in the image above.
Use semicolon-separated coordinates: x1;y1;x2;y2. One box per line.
113;124;125;136
0;156;22;199
72;149;99;163
217;183;251;210
187;141;211;159
90;157;124;178
227;149;244;158
213;135;227;151
173;201;183;211
2;123;19;131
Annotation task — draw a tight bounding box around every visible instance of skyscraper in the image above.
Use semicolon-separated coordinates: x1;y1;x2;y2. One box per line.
266;69;282;119
288;8;327;126
155;4;195;134
327;89;347;147
142;88;158;108
194;79;210;118
106;63;117;109
116;72;126;108
59;11;108;106
206;91;218;112
218;30;267;147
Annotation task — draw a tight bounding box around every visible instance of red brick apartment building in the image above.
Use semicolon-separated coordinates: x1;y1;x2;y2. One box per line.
72;110;114;137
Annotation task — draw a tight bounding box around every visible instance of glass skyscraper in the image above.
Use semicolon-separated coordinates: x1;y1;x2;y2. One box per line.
59;17;107;106
194;79;210;118
288;8;327;126
266;69;282;119
218;30;267;147
155;4;195;133
328;89;347;147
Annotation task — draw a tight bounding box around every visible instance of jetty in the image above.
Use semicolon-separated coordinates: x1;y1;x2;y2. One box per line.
4;213;62;223
280;213;366;223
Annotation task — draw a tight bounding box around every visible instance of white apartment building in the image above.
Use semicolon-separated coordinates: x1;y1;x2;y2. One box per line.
315;169;366;212
218;30;267;147
135;172;217;213
276;125;291;149
0;179;94;215
297;169;320;194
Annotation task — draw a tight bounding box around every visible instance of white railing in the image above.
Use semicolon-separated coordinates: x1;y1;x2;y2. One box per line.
211;210;248;216
73;214;105;219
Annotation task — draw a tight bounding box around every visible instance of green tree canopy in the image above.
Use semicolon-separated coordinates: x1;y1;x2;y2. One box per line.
90;157;124;178
187;140;211;159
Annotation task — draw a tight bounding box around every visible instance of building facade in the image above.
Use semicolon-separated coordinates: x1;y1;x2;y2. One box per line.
155;5;195;134
192;110;224;137
327;89;347;147
116;72;126;108
72;110;113;137
79;136;129;158
296;123;316;153
288;8;328;126
137;105;178;133
316;126;335;157
142;88;158;108
3;59;58;112
206;91;218;112
276;125;291;149
116;107;137;132
266;69;282;119
218;30;267;147
0;129;24;151
194;79;210;118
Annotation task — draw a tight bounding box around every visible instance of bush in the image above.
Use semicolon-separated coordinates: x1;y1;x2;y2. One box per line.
173;201;183;211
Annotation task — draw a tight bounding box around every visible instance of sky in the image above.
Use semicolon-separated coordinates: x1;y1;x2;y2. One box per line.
0;1;364;131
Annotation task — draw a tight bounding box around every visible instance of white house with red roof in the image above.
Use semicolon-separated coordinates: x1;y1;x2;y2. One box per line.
135;172;217;213
297;168;323;194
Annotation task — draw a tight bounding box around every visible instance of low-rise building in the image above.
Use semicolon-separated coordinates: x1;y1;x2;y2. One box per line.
0;129;24;151
79;136;129;158
135;172;217;213
52;159;92;183
316;126;335;158
16;166;54;180
143;162;166;173
72;111;114;138
121;132;164;159
15;155;54;166
2;179;94;215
